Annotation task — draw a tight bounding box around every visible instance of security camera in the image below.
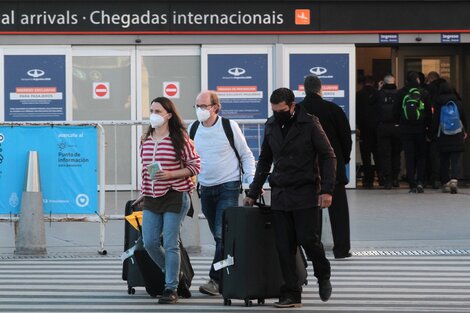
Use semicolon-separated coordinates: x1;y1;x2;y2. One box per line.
415;36;422;42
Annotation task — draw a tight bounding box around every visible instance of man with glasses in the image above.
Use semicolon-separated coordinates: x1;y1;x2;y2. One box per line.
189;90;256;296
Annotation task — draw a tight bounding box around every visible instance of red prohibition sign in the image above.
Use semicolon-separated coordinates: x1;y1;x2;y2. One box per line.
165;83;178;97
95;84;108;97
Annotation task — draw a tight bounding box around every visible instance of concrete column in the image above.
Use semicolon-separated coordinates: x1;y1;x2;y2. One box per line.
15;151;47;255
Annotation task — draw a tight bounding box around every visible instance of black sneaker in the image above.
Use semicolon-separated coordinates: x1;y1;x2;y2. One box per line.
392;179;400;188
416;184;424;193
274;297;302;308
318;279;332;302
334;252;352;260
158;288;178;304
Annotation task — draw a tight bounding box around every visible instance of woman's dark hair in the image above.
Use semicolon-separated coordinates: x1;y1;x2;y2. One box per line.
143;97;187;161
406;71;420;86
438;80;454;96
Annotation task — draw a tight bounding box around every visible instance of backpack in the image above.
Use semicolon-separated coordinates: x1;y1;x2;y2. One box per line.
402;87;425;122
439;100;463;135
378;89;397;123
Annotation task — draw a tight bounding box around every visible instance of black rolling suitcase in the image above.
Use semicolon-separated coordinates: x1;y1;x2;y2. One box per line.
220;205;307;307
122;199;147;295
133;237;194;298
122;199;194;298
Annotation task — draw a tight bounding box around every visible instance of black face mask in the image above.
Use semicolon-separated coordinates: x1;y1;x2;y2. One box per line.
273;110;292;125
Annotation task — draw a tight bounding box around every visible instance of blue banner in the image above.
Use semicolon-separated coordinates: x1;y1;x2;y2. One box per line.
0;126;98;214
239;123;264;161
441;33;460;43
207;54;268;119
289;53;351;182
4;55;66;121
289;53;350;118
379;34;399;43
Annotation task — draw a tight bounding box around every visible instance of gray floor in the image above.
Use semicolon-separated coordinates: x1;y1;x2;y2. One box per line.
1;187;469;256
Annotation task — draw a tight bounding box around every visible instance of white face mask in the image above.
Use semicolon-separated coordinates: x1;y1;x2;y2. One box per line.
150;113;166;128
196;107;211;122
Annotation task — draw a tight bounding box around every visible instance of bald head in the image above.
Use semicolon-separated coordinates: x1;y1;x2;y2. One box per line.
383;74;395;85
196;90;221;113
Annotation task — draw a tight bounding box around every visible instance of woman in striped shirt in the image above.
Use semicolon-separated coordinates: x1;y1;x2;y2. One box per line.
137;97;200;304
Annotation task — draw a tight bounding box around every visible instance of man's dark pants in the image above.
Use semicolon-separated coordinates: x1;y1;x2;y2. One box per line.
272;207;330;301
317;183;350;258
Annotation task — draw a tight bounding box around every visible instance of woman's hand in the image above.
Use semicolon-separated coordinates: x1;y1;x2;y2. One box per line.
132;194;144;207
154;170;173;181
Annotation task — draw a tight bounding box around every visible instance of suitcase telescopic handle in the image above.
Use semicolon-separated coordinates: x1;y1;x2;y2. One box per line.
134;216;143;234
254;196;271;214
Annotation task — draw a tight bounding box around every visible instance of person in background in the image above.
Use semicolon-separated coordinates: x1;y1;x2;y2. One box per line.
190;90;256;296
298;75;353;259
394;71;431;193
135;97;200;304
244;87;337;308
356;75;380;188
424;72;446;189
431;81;467;194
376;74;401;189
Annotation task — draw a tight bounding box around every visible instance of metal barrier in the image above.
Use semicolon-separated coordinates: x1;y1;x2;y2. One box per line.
0;119;267;254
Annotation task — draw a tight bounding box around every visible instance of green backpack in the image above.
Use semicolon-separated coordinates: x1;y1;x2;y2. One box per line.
402;87;425;122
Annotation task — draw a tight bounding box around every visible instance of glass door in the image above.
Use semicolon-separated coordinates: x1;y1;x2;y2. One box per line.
136;46;201;189
396;46;460;91
72;47;136;190
137;46;201;121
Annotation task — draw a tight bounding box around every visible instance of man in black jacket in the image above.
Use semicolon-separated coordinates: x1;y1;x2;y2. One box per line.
376;74;401;189
298;75;353;260
394;71;432;193
356;76;380;188
244;88;337;308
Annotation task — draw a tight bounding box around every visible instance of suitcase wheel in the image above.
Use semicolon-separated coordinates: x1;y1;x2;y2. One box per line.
244;299;253;307
127;287;135;295
257;298;265;305
223;298;232;306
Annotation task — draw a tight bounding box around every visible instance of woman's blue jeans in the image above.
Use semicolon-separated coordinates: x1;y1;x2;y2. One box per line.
142;192;190;291
200;181;240;284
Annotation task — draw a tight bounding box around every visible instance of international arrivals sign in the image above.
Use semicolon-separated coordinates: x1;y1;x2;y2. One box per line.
0;1;469;34
0;2;317;33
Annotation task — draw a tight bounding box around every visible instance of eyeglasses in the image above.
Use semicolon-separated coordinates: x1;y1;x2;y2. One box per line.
193;104;213;110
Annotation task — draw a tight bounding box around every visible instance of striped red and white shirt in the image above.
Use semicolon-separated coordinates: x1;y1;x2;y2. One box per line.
140;135;200;198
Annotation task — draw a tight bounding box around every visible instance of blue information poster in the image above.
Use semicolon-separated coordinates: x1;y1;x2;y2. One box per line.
207;54;268;119
4;55;66;121
0;126;98;214
289;53;350;117
288;49;355;187
238;123;264;161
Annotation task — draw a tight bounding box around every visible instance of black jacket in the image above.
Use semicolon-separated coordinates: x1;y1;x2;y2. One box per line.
248;105;336;211
356;85;379;130
432;93;468;153
298;93;352;185
377;84;398;124
394;84;432;134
